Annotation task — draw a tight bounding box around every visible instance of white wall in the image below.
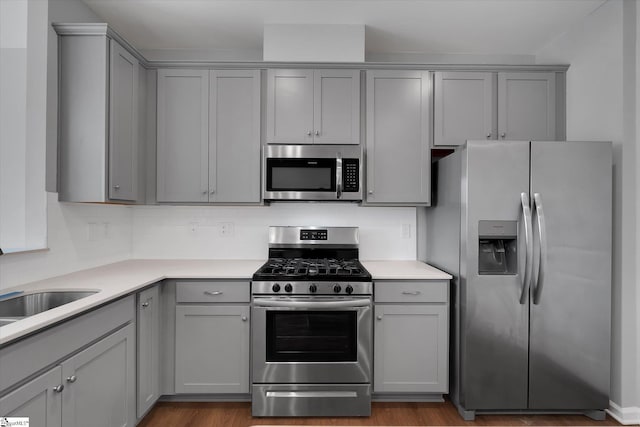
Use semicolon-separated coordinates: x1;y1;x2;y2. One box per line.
536;0;638;418
132;204;417;260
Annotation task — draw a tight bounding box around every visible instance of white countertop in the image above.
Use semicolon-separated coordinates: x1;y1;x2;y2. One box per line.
0;259;450;346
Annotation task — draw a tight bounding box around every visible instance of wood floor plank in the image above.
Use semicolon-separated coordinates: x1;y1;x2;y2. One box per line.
137;401;620;427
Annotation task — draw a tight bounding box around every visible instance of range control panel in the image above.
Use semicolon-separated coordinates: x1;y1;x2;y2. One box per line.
300;229;328;240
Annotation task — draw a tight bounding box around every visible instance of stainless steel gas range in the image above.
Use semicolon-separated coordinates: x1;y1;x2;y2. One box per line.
251;226;372;417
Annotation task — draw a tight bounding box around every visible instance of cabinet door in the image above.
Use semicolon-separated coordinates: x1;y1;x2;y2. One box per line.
366;71;431;204
61;324;136;427
209;70;261;203
433;71;496;146
498;72;556;141
109;40;139;201
266;69;314;144
313;70;360;144
137;286;161;418
374;304;448;393
175;305;250;394
0;366;62;427
157;69;209;202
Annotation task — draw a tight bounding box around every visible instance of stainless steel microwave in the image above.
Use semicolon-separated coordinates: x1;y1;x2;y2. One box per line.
263;145;362;201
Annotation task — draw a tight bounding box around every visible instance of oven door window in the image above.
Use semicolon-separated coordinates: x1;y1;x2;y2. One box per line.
266;158;336;192
266;310;357;362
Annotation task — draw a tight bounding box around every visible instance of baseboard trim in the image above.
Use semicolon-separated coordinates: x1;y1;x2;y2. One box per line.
607;401;640;425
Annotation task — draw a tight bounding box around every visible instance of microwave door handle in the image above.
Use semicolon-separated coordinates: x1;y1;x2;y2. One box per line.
336;153;343;199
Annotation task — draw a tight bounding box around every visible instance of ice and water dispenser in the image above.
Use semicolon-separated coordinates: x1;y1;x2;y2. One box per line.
478;220;518;275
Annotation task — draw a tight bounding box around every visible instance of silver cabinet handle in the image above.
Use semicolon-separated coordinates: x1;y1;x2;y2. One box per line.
113;185;120;190
533;193;547;305
204;291;223;296
202;190;207;195
402;291;421;296
210;190;215;194
520;192;533;305
377;315;383;320
52;384;64;393
500;132;506;138
66;375;77;383
486;133;492;138
141;302;149;308
368;190;373;195
241;316;248;321
315;130;319;136
307;131;312;136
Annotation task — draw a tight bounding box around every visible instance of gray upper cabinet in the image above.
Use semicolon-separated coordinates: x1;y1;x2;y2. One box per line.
55;25;145;203
433;71;559;147
498;72;556;141
433;72;496;146
156;69;261;203
266;69;360;144
366;70;431;205
156;69;210;203
109;41;139;201
209;70;261;203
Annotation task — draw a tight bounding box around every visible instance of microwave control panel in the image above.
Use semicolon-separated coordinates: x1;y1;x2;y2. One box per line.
343;159;359;192
300;229;328;240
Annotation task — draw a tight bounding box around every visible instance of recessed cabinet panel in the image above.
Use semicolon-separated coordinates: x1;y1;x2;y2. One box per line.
366;71;431;205
209;70;261;203
434;72;496;146
175;305;250;394
498;72;556;141
374;304;448;393
157;70;210;202
0;367;62;427
109;40;139;201
266;69;314;144
314;70;360;144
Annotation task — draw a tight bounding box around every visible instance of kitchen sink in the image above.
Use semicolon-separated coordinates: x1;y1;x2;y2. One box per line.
0;290;99;321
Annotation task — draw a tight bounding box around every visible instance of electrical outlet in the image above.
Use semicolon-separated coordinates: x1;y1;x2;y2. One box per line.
219;222;235;237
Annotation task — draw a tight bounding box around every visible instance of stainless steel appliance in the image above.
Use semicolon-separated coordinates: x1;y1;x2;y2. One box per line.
426;140;612;421
251;226;372;417
263;145;362;201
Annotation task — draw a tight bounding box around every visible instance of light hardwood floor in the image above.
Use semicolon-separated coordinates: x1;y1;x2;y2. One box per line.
137;401;621;427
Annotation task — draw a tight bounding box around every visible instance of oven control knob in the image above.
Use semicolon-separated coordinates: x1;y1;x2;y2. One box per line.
309;284;317;293
272;283;281;293
345;285;353;295
333;284;342;293
284;283;293;293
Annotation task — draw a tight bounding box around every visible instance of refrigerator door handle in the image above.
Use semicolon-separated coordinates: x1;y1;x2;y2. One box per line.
533;193;547;305
520;192;533;305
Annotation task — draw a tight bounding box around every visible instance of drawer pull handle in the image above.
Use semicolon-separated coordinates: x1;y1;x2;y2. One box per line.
402;291;421;296
204;291;223;296
52;384;64;393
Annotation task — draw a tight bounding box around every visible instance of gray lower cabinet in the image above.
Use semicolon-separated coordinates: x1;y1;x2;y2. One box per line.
0;367;63;427
156;69;261;203
174;281;250;394
374;281;449;394
137;286;161;418
0;324;136;427
61;324;136;427
365;70;431;205
54;24;145;203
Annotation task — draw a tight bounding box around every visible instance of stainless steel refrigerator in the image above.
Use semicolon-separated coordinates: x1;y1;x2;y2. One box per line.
425;140;611;421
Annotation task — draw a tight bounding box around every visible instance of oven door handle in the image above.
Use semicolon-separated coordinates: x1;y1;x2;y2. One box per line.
253;298;371;309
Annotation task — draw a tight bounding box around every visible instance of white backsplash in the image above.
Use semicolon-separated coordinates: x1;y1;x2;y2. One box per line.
132;203;417;260
0;193;133;290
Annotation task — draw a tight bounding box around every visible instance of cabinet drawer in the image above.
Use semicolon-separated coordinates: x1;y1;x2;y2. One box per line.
176;281;250;303
374;281;448;303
